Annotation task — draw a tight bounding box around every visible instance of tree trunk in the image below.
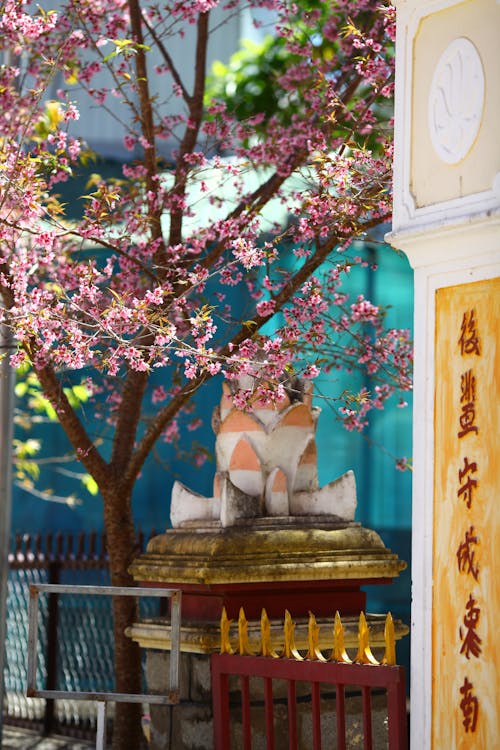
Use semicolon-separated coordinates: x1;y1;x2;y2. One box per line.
103;487;143;750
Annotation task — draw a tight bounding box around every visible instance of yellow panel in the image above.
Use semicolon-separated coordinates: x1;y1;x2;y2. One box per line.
411;0;500;207
433;278;500;747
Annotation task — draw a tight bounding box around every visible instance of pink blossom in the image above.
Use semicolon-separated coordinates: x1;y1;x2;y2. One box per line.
0;0;409;517
162;421;180;443
256;300;276;317
396;457;412;472
303;364;320;379
123;135;136;151
152;386;168;404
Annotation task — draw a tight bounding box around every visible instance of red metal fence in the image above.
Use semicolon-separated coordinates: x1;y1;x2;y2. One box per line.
211;654;407;750
211;608;408;750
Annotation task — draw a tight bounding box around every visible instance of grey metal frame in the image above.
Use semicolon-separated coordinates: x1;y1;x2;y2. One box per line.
26;583;182;749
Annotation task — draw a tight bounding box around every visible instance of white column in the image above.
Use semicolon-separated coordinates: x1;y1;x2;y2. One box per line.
388;1;500;747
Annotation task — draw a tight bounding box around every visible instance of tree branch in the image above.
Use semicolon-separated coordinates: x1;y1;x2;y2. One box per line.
124;211;390;486
168;12;209;247
0;216;160;283
171;71;366;293
141;14;191;105
128;0;166;266
109;368;149;482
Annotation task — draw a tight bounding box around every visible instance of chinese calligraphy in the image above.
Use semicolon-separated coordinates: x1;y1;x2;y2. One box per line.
460;677;479;733
458;369;478;438
456;526;479;581
455;310;482;732
434;283;500;748
459;594;482;660
457;456;478;509
458;309;481;356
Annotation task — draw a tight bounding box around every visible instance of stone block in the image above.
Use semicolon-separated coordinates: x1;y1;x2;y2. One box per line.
170;704;213;750
146;650;191;702
189;654;212;702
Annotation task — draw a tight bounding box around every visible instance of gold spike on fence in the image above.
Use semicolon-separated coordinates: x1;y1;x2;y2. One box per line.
332;610;352;663
283;610;304;661
306;612;327;662
382;612;396;666
238;607;254;656
260;609;279;658
219;607;397;666
354;611;379;665
220;607;234;655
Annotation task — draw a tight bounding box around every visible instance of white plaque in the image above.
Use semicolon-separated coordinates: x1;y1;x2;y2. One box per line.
428;38;485;165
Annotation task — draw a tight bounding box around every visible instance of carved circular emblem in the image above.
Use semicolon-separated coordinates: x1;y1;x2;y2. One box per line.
428;37;485;164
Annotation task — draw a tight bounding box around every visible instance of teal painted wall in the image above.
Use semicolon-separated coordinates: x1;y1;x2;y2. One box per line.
10;235;413;535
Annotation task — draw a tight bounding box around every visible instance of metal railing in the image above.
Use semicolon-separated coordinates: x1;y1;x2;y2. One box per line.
27;583;181;750
5;529;158;737
211;607;408;750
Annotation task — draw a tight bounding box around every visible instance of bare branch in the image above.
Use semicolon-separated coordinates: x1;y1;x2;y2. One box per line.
141;14;191;105
169;11;209;247
128;0;166;266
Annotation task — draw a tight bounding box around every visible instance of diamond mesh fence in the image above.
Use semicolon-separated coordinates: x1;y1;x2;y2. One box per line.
3;531;158;738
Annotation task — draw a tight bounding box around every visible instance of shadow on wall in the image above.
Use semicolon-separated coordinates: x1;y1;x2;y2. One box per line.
365;527;411;695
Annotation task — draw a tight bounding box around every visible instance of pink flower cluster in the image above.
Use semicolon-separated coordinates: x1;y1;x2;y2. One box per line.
0;0;411;475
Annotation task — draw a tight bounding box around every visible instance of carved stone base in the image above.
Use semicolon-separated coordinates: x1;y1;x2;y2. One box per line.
129;520;406;621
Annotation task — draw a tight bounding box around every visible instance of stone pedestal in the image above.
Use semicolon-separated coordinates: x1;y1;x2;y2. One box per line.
128;519;407;749
130;519;406;624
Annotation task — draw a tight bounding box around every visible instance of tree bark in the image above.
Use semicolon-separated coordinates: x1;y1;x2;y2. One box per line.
102;486;143;750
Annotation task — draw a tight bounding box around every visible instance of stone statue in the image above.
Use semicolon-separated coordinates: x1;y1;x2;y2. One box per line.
171;378;356;528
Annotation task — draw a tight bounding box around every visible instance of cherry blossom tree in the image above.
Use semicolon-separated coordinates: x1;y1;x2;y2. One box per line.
0;0;411;746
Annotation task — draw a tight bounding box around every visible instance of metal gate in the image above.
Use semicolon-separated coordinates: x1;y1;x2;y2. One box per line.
211;608;408;750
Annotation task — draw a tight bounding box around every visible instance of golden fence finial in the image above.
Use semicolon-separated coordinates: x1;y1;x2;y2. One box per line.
354;611;379;665
260;608;278;657
382;612;396;665
306;611;326;661
220;607;234;654
220;607;400;666
283;610;303;661
238;607;254;655
331;610;352;663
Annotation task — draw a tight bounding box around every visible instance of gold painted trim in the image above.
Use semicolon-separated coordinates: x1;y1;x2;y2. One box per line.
129;526;406;585
127;611;408;659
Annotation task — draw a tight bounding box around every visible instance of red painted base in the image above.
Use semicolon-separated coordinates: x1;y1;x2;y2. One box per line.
141;577;393;620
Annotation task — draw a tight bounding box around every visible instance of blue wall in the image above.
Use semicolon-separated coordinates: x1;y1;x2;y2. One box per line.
11;238;413;537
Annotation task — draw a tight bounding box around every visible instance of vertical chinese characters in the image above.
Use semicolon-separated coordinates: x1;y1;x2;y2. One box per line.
456;309;481;733
458;370;478;438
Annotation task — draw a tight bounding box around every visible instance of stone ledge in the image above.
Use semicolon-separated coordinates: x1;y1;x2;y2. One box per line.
127;614;409;655
129;525;406;586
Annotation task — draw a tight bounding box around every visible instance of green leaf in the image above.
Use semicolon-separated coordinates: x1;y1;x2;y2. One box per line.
81;474;99;496
15;382;29;397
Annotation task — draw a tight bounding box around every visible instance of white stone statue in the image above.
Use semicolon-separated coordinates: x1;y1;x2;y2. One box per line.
170;378;357;528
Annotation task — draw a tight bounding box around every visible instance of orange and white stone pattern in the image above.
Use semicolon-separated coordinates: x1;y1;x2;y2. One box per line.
170;378;357;528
